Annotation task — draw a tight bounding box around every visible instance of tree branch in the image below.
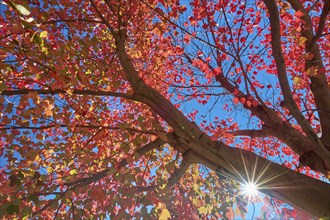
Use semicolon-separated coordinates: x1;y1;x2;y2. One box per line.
182;33;326;174
263;0;329;165
0;124;158;135
89;0;118;38
66;138;165;188
31;138;165;218
229;128;270;138
43;19;104;24
32;191;66;217
0;89;135;100
204;142;330;218
165;150;196;190
286;0;330;151
113;24;330;217
307;0;330;49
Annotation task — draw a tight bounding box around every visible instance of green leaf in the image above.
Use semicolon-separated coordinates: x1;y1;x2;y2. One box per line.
6;204;19;214
118;122;129;130
31;32;43;46
106;167;116;175
0;82;7;93
22;206;33;217
141;207;148;216
137;115;144;123
9;175;21;187
27;194;39;204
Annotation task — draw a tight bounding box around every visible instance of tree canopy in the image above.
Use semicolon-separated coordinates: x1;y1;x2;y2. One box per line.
0;0;329;219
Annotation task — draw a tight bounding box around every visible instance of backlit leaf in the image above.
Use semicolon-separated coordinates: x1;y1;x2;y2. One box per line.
159;208;171;220
15;4;30;15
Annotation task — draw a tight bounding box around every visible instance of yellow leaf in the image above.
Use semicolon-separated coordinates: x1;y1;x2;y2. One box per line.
44;108;53;117
66;88;74;96
283;2;290;10
44;102;54;117
47;166;53;173
41;46;48;55
298;36;307;46
34;154;41;163
198;206;208;215
306;66;317;76
235;206;246;218
70;170;77;175
40;31;48;38
159;208;171;220
293;76;301;85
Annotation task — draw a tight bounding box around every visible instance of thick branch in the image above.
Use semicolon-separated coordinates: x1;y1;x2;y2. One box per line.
185;54;324;168
263;0;329;164
162;131;330;218
262;0;313;136
198;142;330;218
111;19;330;218
165;150;196;190
115;37;205;140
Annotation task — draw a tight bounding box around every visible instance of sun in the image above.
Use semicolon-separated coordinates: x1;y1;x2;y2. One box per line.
241;181;259;198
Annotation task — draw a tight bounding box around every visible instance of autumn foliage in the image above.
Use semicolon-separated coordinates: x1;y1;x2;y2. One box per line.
0;0;329;219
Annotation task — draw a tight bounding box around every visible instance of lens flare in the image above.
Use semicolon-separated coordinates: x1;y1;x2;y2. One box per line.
242;182;258;198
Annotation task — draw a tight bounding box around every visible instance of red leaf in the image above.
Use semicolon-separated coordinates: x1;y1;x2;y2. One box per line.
183;35;191;44
233;97;240;104
214;67;221;75
282;147;291;155
294;10;304;18
226;207;235;220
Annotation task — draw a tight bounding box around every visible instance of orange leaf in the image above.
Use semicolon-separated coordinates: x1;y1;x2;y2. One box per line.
294;10;304;17
226;207;235;220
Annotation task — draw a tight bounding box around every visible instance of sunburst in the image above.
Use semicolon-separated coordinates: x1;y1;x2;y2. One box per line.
216;149;290;201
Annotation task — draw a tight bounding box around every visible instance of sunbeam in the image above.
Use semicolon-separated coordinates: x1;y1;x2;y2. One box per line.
241;181;259;200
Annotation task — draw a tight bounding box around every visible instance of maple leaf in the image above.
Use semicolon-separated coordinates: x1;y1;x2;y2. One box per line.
44;102;54;117
159;208;171;219
294;10;304;18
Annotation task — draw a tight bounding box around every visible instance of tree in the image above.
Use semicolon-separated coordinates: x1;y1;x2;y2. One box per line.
0;0;329;218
